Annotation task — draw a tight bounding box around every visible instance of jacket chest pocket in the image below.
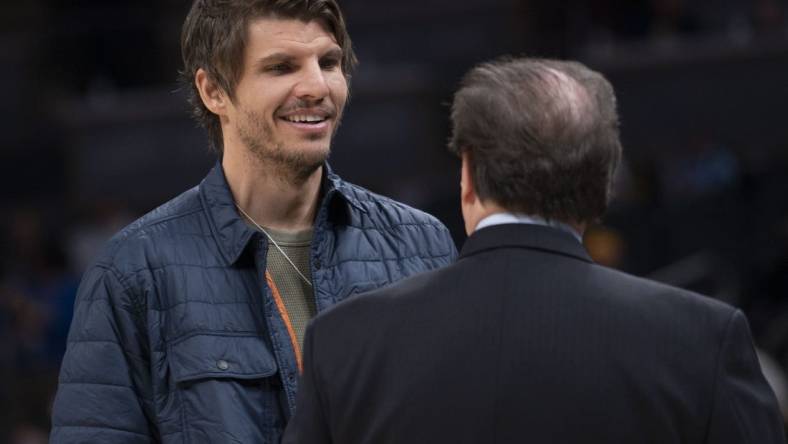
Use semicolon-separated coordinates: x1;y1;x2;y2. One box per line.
168;334;284;443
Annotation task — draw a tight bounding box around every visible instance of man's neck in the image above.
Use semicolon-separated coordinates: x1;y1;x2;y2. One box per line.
468;202;586;239
223;149;322;233
475;211;585;242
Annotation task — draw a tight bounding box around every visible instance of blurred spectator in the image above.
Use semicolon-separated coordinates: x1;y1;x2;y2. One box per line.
1;208;79;440
3;209;79;368
66;201;134;274
753;0;786;34
658;136;741;202
9;423;48;444
651;0;701;37
584;225;627;269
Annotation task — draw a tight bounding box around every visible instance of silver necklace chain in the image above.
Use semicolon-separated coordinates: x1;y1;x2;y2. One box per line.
235;203;313;288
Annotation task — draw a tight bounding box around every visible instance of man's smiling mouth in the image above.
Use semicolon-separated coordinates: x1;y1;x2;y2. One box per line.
281;115;328;124
278;104;335;127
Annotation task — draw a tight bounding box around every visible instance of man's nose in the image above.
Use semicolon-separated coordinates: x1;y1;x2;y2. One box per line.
293;61;330;102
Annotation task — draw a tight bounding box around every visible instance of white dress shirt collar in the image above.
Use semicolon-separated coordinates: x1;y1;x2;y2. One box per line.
475;212;582;242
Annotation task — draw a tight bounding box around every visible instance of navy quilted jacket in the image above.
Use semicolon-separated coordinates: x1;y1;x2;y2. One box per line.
51;163;457;443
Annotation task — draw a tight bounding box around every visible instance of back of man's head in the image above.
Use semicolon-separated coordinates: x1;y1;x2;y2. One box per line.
448;57;622;225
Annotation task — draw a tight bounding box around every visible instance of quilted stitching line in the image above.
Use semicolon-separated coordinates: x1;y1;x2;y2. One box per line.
52;425;151;438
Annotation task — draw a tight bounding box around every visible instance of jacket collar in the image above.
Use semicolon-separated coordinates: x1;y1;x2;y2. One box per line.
459;223;593;263
199;161;362;265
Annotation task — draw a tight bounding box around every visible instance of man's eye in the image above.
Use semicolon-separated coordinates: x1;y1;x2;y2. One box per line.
320;58;340;70
267;63;291;73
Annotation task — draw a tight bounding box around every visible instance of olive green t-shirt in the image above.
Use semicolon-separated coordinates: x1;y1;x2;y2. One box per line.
261;226;316;350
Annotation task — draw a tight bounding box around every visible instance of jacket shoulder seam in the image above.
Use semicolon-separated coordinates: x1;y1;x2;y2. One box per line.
113;207;205;242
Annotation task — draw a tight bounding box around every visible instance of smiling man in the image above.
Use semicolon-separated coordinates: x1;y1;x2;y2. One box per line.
49;1;457;442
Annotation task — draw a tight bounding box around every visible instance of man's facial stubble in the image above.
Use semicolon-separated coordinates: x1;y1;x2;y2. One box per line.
237;100;345;184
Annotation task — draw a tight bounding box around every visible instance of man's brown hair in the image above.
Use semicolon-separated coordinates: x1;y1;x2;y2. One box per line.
448;57;622;224
180;0;358;152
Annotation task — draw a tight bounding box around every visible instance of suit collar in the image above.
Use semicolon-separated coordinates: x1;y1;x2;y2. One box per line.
199;161;358;265
459;223;593;263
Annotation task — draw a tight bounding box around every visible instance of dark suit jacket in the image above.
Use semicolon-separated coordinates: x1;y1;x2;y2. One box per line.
284;224;785;444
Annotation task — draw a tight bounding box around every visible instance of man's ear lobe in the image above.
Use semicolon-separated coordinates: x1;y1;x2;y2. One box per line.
195;68;228;115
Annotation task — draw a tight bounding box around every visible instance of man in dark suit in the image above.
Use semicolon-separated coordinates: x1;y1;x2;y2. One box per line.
283;57;785;443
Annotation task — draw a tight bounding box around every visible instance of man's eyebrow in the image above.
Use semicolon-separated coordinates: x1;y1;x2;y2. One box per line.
254;53;296;67
321;48;343;59
254;47;342;68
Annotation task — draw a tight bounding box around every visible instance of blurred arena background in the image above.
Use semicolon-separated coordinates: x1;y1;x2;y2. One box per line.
3;0;788;441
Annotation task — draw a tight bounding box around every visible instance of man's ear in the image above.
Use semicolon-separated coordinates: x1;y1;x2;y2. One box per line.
461;151;477;207
195;68;229;116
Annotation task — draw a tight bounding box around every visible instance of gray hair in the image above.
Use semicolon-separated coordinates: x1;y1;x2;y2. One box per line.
448;57;622;223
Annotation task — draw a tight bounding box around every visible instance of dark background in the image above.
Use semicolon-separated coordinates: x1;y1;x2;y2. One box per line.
3;0;788;441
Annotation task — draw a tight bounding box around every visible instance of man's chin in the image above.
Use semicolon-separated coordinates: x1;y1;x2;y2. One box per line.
296;153;328;178
276;146;330;183
298;143;330;165
242;131;331;183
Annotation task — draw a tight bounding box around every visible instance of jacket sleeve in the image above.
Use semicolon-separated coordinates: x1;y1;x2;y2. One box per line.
283;323;332;444
441;225;459;263
706;310;786;444
50;264;154;444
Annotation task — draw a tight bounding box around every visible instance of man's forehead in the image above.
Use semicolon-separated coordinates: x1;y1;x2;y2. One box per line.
247;17;338;47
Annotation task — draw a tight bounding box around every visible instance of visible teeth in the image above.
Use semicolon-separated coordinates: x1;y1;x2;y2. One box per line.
286;115;325;123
